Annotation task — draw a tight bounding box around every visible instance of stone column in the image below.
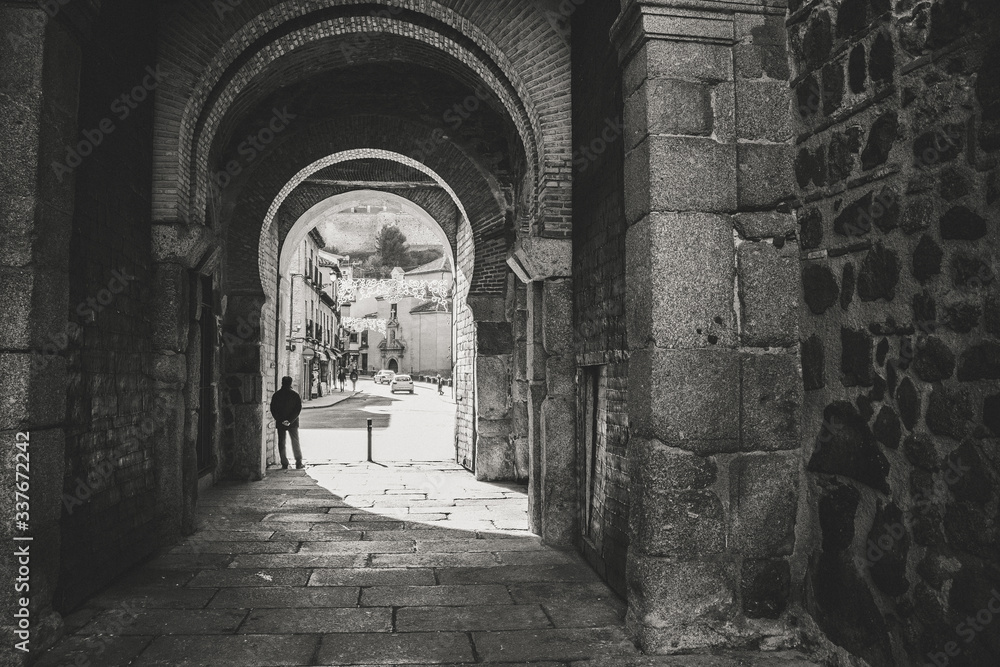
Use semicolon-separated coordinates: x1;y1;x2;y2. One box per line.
220;293;268;481
509;237;575;546
525;282;546;535
468;292;516;482
540;278;577;546
0;5;79;658
613;0;802;654
151;223;213;534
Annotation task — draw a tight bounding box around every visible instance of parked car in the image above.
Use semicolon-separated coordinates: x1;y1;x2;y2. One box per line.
374;370;395;385
390;375;414;394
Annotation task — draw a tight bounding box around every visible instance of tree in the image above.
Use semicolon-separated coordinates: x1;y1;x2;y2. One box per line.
375;225;408;269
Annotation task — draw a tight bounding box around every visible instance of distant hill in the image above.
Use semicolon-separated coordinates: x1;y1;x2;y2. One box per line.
344;247;444;272
316;211;445;255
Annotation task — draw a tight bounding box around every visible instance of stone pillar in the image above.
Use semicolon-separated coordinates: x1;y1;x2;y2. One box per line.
512;283;530;481
151;224;213;535
525;282;545;535
220;293;268;481
509;237;575;546
613;0;802;654
0;5;79;658
468;294;516;481
540;279;577;546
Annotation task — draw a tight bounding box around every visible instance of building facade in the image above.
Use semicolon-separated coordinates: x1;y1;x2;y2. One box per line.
283;230;342;398
342;260;454;376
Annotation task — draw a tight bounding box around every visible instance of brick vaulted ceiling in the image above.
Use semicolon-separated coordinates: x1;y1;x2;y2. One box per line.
154;0;572;232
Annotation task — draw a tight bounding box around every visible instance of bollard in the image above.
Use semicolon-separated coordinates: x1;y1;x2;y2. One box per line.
367;418;373;463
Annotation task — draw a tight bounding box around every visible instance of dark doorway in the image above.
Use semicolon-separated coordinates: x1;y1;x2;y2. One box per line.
388;358;399;373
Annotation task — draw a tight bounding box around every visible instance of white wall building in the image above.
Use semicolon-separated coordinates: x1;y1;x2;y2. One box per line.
342;257;453;376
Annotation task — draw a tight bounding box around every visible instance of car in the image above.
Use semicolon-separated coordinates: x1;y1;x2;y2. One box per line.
390;375;414;394
374;370;395;385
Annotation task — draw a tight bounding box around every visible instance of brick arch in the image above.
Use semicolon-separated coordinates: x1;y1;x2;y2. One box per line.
276;189;457;283
277;176;462;264
218;117;507;298
155;0;570;229
224;149;483;483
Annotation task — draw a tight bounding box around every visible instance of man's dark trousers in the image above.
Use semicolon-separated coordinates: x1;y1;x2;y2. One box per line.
277;425;302;468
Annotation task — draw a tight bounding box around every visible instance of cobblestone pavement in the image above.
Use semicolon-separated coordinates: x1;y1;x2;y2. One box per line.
35;462;818;666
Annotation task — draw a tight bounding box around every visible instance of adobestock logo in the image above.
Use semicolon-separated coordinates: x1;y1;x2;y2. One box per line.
212;106;297;190
925;589;1000;666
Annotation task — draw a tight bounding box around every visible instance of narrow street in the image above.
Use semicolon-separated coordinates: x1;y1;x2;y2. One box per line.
298;378;456;464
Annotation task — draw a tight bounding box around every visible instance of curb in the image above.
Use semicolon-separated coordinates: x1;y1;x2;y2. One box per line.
302;390;362;410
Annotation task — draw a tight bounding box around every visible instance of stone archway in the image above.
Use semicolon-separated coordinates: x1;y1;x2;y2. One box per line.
271;187;467;469
140;1;577;520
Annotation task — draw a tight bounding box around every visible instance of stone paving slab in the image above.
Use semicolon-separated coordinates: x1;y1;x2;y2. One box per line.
437;564;601;585
229;553;366;568
171;540;301;554
472;628;640;663
132;634;320;666
270;531;366;542
363;528;479;540
187;568;312;587
361;584;514;607
300;540;416;554
308;567;437;587
146;553;235;570
395;604;552;632
507;582;623;605
79;608;249;635
240;607;393;634
494;550;577;566
36;461;824;666
568;652;821;666
370;552;501;568
208;586;361;608
33;635;154;667
316;632;475;665
542;599;627;629
413;538;545;553
87;585;219;609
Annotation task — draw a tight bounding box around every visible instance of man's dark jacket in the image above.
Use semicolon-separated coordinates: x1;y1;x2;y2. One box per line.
270;387;302;427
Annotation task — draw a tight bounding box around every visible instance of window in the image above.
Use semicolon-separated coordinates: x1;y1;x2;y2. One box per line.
390;303;398;319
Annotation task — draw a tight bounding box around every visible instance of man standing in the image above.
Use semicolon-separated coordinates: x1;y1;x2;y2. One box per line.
349;368;359;391
269;377;304;469
337;368;346;392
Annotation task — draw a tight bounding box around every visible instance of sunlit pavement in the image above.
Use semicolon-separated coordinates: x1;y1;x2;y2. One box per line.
298;378;457;464
34;383;819;666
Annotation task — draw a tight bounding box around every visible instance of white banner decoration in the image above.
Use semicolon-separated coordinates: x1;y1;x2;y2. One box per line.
339;278;451;307
342;317;388;337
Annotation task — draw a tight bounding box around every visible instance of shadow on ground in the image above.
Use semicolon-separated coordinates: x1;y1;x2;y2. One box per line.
34;462;820;666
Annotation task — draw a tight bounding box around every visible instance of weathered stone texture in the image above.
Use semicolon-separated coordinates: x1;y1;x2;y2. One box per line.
793;0;1000;663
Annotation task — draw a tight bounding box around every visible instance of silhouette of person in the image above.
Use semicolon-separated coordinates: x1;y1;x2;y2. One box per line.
269;377;303;469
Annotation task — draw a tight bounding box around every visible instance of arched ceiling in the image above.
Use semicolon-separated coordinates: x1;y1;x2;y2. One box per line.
213;57;522;198
155;0;571;228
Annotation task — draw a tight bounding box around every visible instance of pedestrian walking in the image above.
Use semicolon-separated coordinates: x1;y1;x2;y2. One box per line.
337;368;346;392
437;374;444;395
350;368;359;391
269;377;303;469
